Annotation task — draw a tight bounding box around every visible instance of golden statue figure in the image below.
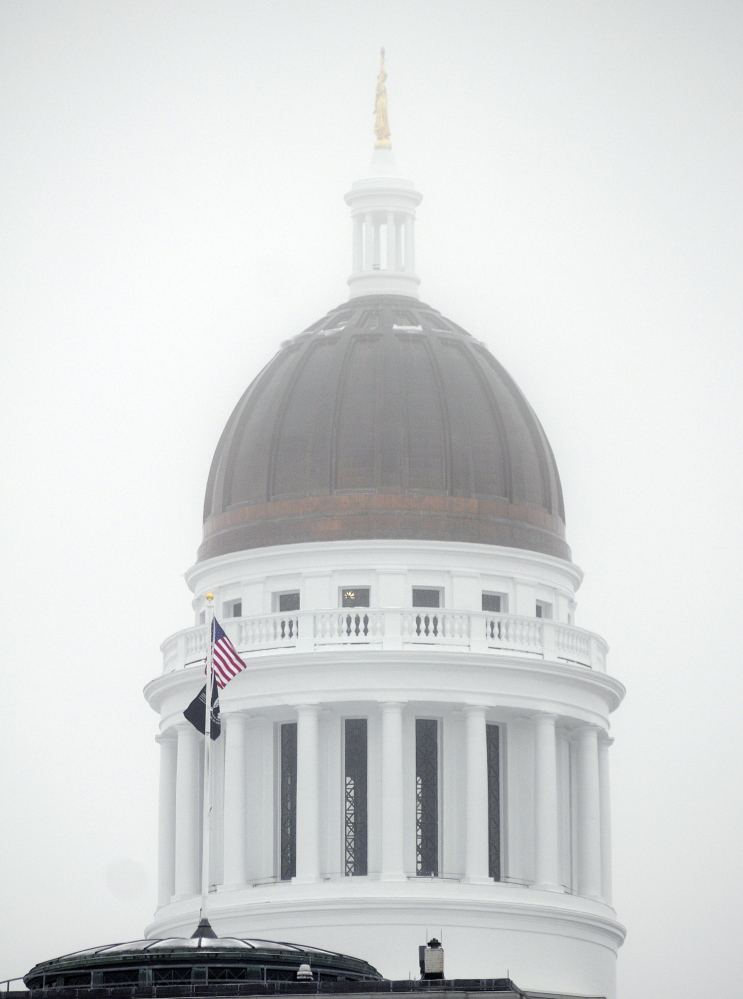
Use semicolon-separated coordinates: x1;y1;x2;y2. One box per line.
374;47;391;149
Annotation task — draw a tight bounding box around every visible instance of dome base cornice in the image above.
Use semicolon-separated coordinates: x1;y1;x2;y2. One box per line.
200;492;570;562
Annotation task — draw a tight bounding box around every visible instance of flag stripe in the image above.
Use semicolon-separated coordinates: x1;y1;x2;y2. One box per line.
206;616;247;690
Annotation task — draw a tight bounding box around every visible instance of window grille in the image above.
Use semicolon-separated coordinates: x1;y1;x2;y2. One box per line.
487;723;501;880
344;719;368;876
280;722;297;880
415;718;439;876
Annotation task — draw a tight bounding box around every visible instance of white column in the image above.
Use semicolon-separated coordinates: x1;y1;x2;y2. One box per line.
533;713;561;890
386;212;396;271
576;725;602;899
295;704;320;881
352;216;363;273
598;735;614;904
380;702;405;880
364;213;373;272
395;220;404;270
222;712;248;887
372;219;381;269
404;216;415;273
174;723;200;898
156;732;177;908
464;706;490;881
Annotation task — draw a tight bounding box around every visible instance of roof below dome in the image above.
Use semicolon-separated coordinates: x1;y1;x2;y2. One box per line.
201;296;568;563
24;937;382;989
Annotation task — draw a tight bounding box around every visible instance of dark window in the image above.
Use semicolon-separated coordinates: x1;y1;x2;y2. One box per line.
279;591;300;613
487;724;501;880
482;593;501;613
344;719;368;876
342;588;370;607
280;722;297;880
230;600;242;618
413;588;440;608
415;719;439;876
209;968;262;982
413;589;441;636
102;971;138;986
266;970;297;982
153;969;193;985
536;600;552;619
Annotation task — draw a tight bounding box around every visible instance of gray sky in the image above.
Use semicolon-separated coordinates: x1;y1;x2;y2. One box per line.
1;2;742;995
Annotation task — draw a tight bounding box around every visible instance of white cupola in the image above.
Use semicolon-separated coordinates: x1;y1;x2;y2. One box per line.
344;50;422;300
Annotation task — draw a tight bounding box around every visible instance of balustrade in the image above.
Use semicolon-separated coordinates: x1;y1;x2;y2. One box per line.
161;609;606;674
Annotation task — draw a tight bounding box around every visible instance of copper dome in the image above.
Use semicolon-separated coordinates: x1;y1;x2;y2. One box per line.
200;296;568;562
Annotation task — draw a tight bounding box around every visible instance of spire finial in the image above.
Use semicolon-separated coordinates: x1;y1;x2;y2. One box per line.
373;47;391;149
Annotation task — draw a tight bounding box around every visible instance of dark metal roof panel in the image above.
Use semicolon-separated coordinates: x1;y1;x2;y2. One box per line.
200;297;569;562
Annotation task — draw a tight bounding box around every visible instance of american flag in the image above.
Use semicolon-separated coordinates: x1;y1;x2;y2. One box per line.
209;617;247;688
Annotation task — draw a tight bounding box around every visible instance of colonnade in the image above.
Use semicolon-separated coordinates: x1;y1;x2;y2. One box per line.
351;213;415;274
157;707;613;910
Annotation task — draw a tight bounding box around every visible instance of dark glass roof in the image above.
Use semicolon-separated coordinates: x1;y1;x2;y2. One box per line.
24;937;382;989
201;296;568;562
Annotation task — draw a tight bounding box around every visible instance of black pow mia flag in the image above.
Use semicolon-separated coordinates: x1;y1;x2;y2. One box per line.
183;681;221;739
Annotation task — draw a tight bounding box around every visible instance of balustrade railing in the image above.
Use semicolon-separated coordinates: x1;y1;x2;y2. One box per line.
161;609;607;675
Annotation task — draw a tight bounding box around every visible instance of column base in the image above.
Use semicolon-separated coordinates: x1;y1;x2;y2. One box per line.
464;875;494;885
530;882;565;893
291;875;321;885
379;872;407;882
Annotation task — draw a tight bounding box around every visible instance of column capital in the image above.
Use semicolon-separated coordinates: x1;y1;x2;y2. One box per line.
380;700;405;712
155;729;177;744
573;722;603;737
173;719;199;737
464;704;487;717
534;712;559;724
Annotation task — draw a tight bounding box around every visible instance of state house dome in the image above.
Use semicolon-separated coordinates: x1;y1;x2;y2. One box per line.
200;295;569;563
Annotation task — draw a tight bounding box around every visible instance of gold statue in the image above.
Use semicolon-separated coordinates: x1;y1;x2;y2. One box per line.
374;47;391;149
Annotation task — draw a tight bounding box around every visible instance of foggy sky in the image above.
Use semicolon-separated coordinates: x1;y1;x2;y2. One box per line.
1;3;742;996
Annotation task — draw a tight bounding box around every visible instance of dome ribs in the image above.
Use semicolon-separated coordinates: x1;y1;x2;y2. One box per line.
396;333;449;493
201;296;569;562
328;326;374;493
269;335;344;499
221;346;298;510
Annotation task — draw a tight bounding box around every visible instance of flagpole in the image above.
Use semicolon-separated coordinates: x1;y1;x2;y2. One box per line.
195;591;216;938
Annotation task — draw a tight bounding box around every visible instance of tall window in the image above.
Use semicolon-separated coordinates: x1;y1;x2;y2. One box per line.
415;719;439;876
280;722;297;880
344;719;368;876
341;587;371;638
486;723;501;880
413;588;442;638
